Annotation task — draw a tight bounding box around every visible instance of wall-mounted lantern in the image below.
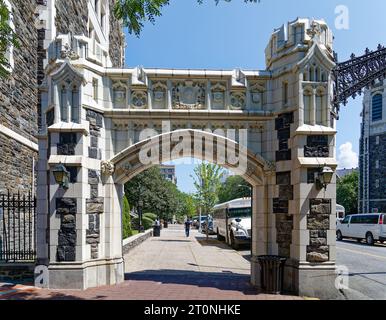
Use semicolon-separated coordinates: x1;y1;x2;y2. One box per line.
314;165;334;190
53;163;70;190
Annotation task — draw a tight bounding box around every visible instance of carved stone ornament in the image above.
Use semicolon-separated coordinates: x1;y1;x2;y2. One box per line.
60;43;80;60
131;91;148;109
173;81;205;110
230;92;246;110
101;161;115;176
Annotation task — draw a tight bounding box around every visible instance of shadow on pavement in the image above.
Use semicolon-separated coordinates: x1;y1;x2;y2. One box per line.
124;269;259;295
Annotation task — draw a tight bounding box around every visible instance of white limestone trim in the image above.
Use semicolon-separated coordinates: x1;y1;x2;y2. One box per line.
0;124;38;152
294;124;337;136
297;157;338;168
48;122;89;136
48;257;124;269
47;156;101;171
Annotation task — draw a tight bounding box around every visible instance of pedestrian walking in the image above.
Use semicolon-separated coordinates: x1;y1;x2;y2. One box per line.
185;218;192;237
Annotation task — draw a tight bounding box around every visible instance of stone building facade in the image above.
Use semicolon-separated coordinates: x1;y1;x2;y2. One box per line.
359;82;386;213
0;0;124;195
35;17;341;299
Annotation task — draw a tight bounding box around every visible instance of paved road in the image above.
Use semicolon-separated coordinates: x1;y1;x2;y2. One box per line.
336;240;386;300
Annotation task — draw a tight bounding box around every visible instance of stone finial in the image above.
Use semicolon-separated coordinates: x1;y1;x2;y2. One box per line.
101;161;115;176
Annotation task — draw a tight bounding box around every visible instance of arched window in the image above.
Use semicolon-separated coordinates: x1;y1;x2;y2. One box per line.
372;94;383;122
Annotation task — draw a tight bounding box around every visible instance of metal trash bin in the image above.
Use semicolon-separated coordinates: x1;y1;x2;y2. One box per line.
153;225;161;237
257;255;287;295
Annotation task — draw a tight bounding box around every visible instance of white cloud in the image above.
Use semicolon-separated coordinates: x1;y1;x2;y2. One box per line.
337;142;358;169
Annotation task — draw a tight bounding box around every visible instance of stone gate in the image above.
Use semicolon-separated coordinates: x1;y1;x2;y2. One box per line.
36;17;340;299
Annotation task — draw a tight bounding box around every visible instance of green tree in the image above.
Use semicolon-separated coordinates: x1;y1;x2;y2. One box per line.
218;175;251;203
122;195;132;239
114;0;260;37
125;166;180;221
337;171;359;214
0;0;18;78
192;163;224;216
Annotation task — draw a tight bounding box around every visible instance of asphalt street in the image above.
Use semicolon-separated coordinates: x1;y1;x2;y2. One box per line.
336;239;386;300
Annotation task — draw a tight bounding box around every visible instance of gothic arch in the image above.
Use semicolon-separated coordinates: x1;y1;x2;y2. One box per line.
107;129;274;186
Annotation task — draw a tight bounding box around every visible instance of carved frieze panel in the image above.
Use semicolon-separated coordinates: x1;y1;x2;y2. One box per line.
172;81;206;110
131;90;148;109
152;81;167;109
112;81;128;109
249;82;265;110
230;92;246;110
211;82;227;110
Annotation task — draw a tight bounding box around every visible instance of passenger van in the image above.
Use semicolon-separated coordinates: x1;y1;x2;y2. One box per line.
336;214;386;245
213;198;251;250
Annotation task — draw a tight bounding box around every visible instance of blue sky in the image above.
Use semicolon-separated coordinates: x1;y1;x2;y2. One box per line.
124;0;386;193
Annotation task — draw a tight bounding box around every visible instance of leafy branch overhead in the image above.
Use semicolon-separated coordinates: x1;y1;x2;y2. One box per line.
114;0;260;37
0;0;18;78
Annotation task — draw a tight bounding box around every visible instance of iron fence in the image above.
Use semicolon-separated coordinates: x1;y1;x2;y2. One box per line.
0;191;36;262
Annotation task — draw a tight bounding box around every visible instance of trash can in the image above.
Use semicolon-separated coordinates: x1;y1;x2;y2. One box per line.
153;225;161;237
163;221;168;228
257;255;287;295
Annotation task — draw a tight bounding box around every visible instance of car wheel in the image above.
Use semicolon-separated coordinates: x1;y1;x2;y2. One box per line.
336;230;343;241
366;232;374;246
230;232;239;250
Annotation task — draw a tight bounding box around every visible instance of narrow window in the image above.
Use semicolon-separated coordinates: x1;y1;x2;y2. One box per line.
60;86;68;122
283;82;289;105
93;78;98;102
372;94;383;122
71;86;79;123
376;136;380;145
376;160;379;169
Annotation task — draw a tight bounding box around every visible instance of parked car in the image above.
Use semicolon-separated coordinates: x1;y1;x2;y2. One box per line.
336;214;386;245
193;216;208;229
201;217;215;235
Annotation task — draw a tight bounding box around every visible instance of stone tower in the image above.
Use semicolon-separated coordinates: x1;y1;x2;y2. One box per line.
359;82;386;213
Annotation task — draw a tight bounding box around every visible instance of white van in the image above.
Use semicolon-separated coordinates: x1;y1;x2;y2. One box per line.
336;214;386;245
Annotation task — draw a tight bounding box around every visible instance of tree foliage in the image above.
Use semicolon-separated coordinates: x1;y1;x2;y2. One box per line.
192;163;224;216
0;0;18;78
114;0;260;37
337;171;359;215
217;175;251;203
124;166;195;222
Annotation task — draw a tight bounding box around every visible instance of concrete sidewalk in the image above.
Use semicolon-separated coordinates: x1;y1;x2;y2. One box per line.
3;225;303;300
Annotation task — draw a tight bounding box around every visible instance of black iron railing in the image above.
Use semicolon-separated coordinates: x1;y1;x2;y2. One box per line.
0;191;36;262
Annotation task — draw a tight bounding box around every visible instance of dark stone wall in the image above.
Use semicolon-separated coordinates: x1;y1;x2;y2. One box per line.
307;199;330;263
0;133;37;194
304;135;329;158
369;134;386;202
0;0;38;142
86;109;103;160
109;0;124;68
275;113;293;162
87;169;103;259
274;171;294;258
56;198;77;262
55;0;88;35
